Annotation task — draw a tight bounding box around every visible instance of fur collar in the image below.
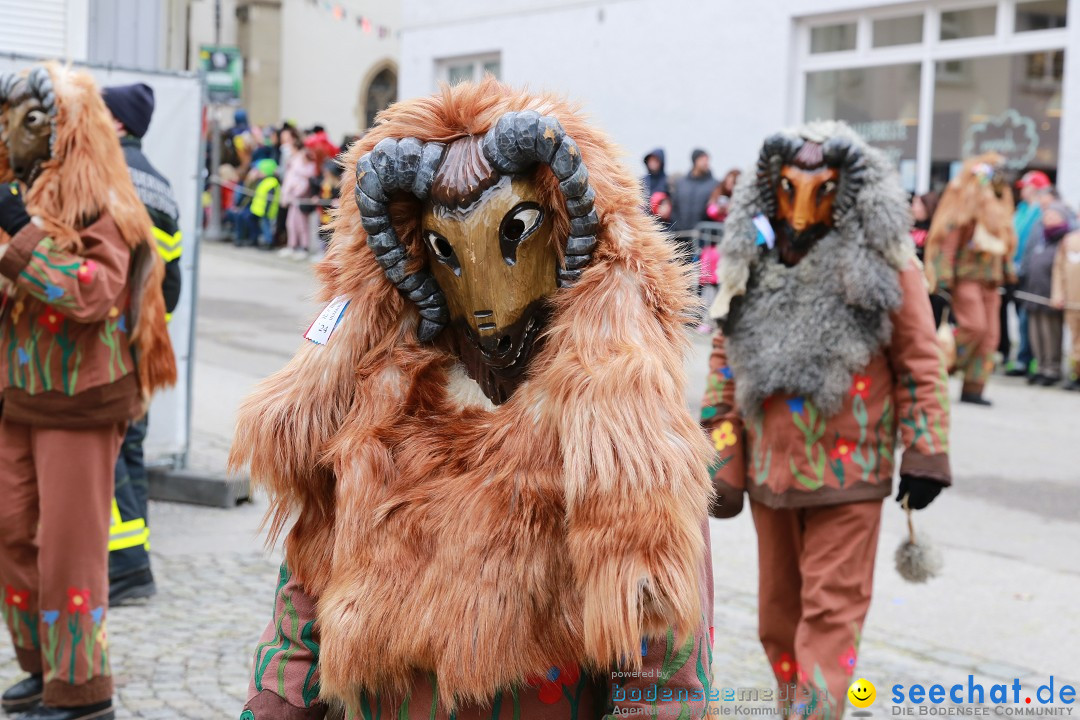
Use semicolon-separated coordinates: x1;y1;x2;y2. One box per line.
712;121;913;416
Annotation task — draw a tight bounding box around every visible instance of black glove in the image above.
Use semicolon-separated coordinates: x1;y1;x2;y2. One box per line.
929;292;951;327
896;476;944;510
0;183;30;238
710;486;744;519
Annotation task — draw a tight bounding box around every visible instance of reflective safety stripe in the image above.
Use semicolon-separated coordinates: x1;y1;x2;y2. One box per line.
109;499;150;552
152;226;183;262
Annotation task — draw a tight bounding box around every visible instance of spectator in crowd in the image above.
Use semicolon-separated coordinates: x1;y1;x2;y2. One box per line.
315;158;342;253
705;168;741;222
101;82;184;605
249;158;281;249
279;142;318;259
697;239;720;334
1052;223;1080;390
670;149;718;262
223;108;254;174
275;126;304;246
250;126;280;165
1021;200;1071;386
304;125;340;167
642;148;668;203
910;190;939;262
1005;170;1052;376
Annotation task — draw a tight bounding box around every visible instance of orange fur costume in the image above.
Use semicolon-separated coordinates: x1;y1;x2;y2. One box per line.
230;81;713;710
0;62;176;399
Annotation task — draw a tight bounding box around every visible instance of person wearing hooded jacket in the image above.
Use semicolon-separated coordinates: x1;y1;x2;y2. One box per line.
100;82;183;605
670;149;718;263
641;148;668;203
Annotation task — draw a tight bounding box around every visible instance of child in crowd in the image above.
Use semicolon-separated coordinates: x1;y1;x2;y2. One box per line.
249;158;281;248
1052;225;1080;391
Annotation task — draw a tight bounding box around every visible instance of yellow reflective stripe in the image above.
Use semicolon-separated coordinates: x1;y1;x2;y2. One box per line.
109;499;150;552
164;312;173;323
153;227;183;262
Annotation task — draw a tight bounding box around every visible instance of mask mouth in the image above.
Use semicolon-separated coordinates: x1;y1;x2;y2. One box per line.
775;220;831;266
12;158;43;188
453;300;551;404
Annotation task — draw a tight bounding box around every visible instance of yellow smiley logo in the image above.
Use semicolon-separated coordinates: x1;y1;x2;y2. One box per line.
847;678;876;708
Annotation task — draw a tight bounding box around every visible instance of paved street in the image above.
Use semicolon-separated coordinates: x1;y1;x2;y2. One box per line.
1;242;1077;719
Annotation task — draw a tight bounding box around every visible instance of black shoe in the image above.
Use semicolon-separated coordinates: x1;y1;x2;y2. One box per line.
1005;367;1028;377
1026;373;1043;385
960;392;993;406
108;567;156;606
15;700;113;720
1039;376;1060;387
1064;380;1080;392
2;674;42;713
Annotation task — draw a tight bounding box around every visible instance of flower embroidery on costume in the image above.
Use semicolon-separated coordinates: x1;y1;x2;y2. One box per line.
839;646;857;675
712;421;738;451
785;397;805;415
5;586;29;611
44;283;65;301
16;348;29;366
526;665;581;704
720;366;733;380
850;374;872;399
38;311;62;334
41;610;59;627
774;652;796;683
107;306;119;319
76;259;97;284
90;606;104;624
66;587;90;614
830;438;855;462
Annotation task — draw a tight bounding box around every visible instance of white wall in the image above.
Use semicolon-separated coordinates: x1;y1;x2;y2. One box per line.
279;0;400;140
400;0;1080;198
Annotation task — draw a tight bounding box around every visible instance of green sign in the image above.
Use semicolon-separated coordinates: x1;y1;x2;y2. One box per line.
199;45;243;103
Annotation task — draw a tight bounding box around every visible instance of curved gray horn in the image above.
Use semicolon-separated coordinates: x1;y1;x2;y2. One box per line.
755;133;803;218
24;66;58;155
821;135;867;220
0;73;19;105
481;110;600;288
355;137;449;342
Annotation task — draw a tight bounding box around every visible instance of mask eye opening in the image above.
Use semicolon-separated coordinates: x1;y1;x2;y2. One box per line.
424;229;461;276
499;201;543;265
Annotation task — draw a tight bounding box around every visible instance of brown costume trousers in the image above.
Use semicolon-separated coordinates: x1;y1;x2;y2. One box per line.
0;418;123;706
952;280;1000;395
752;499;883;720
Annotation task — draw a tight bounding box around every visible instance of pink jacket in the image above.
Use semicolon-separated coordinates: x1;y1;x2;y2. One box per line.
280;154;317;206
699;245;720;285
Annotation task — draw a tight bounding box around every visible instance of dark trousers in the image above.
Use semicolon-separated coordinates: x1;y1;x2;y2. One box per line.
109;415;150;580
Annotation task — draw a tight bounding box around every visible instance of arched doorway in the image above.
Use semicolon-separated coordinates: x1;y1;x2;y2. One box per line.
364;66;398;129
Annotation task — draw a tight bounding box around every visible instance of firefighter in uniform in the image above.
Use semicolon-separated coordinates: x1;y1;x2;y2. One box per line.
101;83;182;604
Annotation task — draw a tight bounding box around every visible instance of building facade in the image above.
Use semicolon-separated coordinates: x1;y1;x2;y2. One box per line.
0;0;400;139
400;0;1079;198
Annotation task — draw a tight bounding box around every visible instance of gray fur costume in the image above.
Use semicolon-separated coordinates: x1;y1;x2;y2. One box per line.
710;121;915;417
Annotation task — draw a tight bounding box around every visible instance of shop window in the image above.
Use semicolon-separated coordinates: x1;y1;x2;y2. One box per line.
1015;0;1068;32
940;7;997;40
805;63;922;190
930;51;1064;188
873;14;924;47
810;22;857;53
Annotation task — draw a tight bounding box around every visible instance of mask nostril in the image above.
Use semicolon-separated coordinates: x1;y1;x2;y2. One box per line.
496;335;511;353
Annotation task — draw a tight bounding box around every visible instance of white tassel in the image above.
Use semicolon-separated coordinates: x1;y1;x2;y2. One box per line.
894;495;942;583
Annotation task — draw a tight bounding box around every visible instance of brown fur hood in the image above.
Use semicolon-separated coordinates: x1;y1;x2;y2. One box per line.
229;80;713;710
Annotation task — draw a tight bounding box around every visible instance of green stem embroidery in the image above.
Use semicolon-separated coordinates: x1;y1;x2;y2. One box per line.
791;401;827;489
83;620;100;681
67;615;83;684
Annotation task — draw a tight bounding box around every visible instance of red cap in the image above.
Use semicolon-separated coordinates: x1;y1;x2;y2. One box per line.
1016;170;1051;189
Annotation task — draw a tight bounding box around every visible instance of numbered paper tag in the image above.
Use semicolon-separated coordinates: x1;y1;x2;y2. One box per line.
753;214;776;249
304;295;350;346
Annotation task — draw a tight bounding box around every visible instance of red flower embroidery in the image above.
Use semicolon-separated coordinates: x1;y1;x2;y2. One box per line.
526;665;581;704
38;311;62;334
850;374;872;399
66;587;90;614
839;646;858;675
774;652;796;683
76;259;97;285
4;585;29;611
830;438;855;462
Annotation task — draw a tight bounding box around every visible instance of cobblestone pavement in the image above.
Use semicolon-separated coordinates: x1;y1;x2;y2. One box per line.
1;543;1074;719
1;246;1075;719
